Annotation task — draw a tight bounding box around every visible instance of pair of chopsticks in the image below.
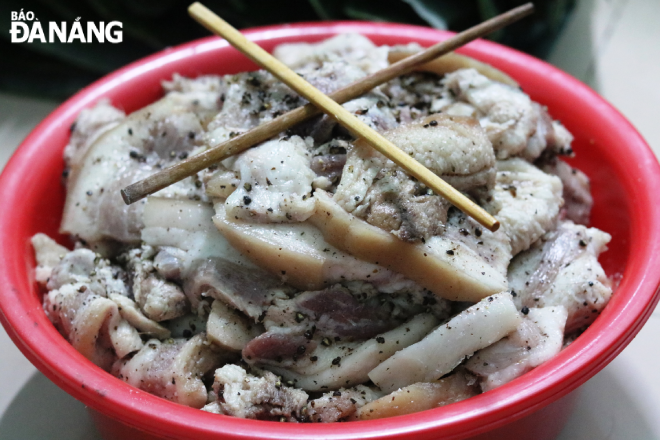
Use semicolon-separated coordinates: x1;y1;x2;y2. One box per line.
121;2;535;232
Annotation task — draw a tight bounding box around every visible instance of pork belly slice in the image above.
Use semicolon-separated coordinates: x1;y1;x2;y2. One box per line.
224;135;316;223
113;334;229;409
142;198;286;318
31;233;70;287
387;48;519;87
334;114;495;243
141;198;256;269
355;371;479;420
244;313;438;392
305;385;380;423
206;299;262;352
369;292;520;393
274;33;389;74
508;220;612;333
540;157;593;225
45;284;142;371
123;246;189;322
61;88;220;251
439;69;573;160
213;201;408;291
241;283;443;371
260;283;445;343
161;74;224;113
63;99;125;174
465;306;567;391
486;159;564;256
207;39;390;148
309;190;508;302
273;35;398;134
202;364;308;421
108;293;171;340
46;248;127;295
40;247;142;370
184;257;290;321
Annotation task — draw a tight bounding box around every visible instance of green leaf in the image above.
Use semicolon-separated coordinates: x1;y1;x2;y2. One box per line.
308;0;343;20
476;0;504;40
402;0;448;29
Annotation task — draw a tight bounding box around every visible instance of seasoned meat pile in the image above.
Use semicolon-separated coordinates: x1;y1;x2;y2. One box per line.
34;34;614;422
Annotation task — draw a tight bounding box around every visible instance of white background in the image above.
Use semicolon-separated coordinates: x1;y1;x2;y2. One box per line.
1;0;659;438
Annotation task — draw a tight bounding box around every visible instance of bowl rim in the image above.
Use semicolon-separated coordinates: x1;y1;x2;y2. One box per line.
1;20;660;440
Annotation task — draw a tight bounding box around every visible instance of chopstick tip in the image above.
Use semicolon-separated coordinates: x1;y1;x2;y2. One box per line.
188;2;205;16
120;188;133;205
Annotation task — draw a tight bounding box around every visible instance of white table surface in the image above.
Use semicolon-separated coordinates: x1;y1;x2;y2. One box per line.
1;0;659;438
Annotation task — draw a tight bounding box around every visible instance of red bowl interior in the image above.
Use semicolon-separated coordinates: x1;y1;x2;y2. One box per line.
1;22;660;440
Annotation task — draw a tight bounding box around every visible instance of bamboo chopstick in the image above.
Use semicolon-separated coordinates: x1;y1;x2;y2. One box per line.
120;3;533;208
185;2;501;231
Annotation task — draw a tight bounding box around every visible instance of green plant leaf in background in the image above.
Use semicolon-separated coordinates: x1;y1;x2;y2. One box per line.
0;0;575;101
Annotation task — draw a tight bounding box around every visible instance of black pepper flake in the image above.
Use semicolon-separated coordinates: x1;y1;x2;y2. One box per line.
488;296;493;302
295;312;306;323
459;228;469;236
310;356;318;362
429;120;438;126
333;391;342;397
331;357;341;365
86;190;93;196
243;195;252;205
475;228;482;237
511;290;517;297
178;152;188;160
297;345;306;355
127;128;133;136
423;124;430;128
304;327;315;339
446;250;454;255
588;281;594;287
521;306;530;315
376;337;385;344
62;169;70;178
579;239;587;247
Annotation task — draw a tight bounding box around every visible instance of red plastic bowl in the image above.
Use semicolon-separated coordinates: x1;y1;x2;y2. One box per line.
1;22;660;440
